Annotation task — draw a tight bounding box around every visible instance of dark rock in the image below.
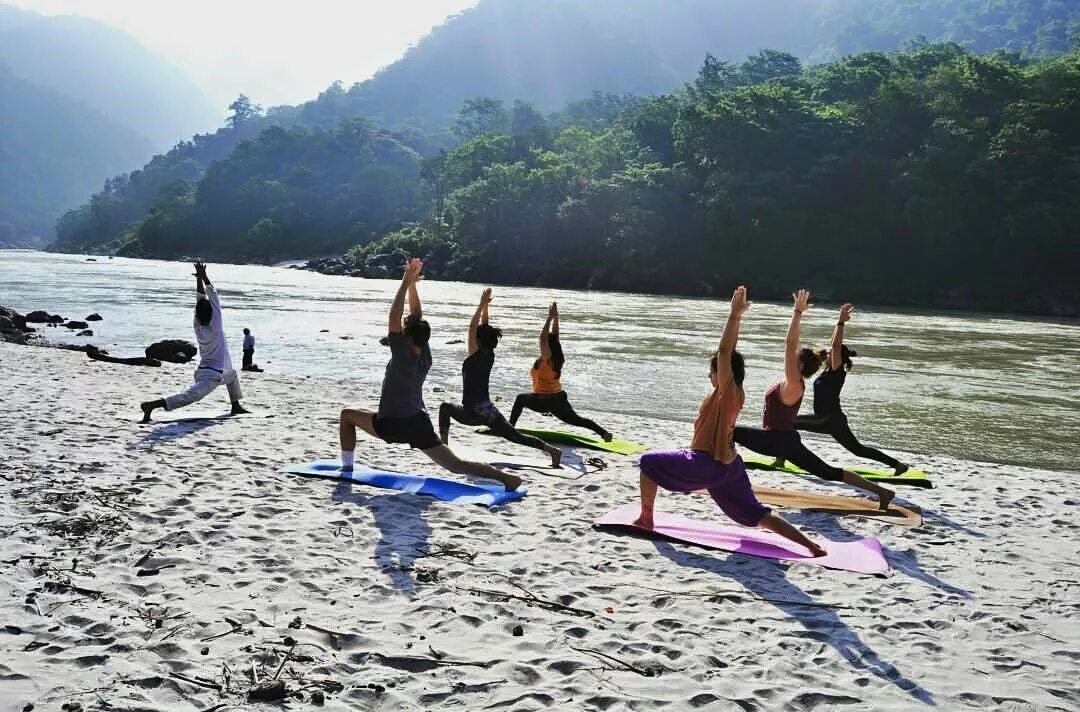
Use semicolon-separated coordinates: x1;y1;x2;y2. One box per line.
25;310;52;323
65;321;89;330
201;646;209;655
288;616;302;629
145;339;196;363
283;635;297;646
0;315;14;332
311;690;325;705
76;330;94;337
86;313;103;321
248;680;287;702
512;625;524;637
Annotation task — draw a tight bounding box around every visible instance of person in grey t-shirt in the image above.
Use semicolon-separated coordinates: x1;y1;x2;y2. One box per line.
337;258;522;491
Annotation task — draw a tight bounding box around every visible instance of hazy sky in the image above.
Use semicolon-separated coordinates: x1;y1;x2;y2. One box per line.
7;0;482;109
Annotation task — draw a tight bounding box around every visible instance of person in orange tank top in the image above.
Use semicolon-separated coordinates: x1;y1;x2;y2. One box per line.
509;301;613;441
634;286;826;556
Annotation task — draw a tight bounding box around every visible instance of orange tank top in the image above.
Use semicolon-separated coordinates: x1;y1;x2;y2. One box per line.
690;385;744;463
531;359;563;394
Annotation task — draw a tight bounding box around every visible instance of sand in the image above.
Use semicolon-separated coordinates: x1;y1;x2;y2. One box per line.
1;340;1078;711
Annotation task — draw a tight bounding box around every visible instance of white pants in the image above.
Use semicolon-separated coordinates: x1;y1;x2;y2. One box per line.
165;367;242;410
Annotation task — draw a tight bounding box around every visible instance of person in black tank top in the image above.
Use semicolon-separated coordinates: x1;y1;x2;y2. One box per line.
791;304;909;475
439;289;563;467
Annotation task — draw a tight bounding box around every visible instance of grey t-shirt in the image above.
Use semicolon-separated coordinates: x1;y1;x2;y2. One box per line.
377;332;432;418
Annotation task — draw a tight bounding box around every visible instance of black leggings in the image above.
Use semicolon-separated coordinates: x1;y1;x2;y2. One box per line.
794;413;901;469
732;427;845;481
509;391;609;439
439;401;550;452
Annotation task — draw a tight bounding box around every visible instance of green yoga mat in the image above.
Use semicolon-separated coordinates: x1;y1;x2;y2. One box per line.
481;427;649;456
742;454;934;488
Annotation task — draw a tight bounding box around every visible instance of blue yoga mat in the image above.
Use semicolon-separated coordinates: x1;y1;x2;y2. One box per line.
280;460;526;507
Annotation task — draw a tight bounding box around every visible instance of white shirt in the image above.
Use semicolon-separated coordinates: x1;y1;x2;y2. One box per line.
194;284;232;371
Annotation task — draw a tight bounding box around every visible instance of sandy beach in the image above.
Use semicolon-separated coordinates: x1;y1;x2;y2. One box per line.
1;339;1078;711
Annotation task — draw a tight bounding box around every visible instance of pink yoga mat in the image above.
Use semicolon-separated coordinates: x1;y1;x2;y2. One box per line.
596;504;889;575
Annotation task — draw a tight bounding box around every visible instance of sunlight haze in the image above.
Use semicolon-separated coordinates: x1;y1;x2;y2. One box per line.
6;0;482;110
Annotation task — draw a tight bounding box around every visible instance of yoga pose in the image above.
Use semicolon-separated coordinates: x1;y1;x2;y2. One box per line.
778;304;909;476
439;289;562;467
140;262;249;422
733;290;895;509
635;286;826;556
509;302;612;441
338;259;521;491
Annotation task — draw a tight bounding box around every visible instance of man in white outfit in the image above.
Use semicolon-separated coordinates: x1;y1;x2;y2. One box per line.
140;262;249;422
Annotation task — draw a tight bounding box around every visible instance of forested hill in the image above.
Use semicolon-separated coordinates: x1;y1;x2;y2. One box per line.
340;0;1080;129
0;3;217;149
0;64;154;249
55;44;1080;316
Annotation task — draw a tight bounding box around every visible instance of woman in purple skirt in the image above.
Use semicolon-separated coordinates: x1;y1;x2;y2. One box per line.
634;286;826;557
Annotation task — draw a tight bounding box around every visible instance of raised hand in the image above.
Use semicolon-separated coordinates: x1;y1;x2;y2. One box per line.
402;257;424;284
838;303;854;323
730;285;751;315
548;301;558;317
793;289;811;314
480;287;493;305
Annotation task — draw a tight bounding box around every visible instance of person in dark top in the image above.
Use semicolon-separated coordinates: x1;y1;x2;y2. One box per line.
780;303;909;475
337;259;521;491
733;290;894;509
508;302;612;441
439;289;562;467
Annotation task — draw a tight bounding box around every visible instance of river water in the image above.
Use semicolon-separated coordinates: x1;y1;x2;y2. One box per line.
2;250;1077;473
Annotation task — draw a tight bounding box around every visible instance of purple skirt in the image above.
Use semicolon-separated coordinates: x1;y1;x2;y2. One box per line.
639;450;769;527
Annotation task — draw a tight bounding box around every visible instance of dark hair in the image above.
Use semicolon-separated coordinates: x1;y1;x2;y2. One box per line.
404;317;431;348
476;324;502;350
195;299;213;326
797;347;820;378
840;344;857;371
710;349;746;387
547;333;564;374
243;327;250;335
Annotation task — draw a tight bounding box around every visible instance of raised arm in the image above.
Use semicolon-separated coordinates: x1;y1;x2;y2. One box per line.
714;286;750;387
388;258;423;334
539;302;556;360
193;262;207;296
467;288;492;356
830;303;853;370
407;264;423;320
781;289;810;402
551;301;559;336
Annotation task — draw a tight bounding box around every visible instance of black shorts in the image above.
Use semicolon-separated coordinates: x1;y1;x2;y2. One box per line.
373;412;441;450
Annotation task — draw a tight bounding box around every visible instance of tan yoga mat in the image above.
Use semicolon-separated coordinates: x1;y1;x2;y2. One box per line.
752;486;923;527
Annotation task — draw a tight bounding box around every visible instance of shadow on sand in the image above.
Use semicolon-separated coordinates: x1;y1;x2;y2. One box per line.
331;481;433;595
651;539;936;704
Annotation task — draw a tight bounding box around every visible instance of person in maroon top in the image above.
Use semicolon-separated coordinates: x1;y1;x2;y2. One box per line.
733;290;894;509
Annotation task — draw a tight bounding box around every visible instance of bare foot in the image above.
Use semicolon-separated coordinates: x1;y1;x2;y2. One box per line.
230;403;251;415
878;488;895;511
633;512;654;529
139;402;155;423
807;541;827;557
770;458;787;469
893;463;909;476
501;473;523;492
340;466;354;473
601;430;614;443
547;446;562;468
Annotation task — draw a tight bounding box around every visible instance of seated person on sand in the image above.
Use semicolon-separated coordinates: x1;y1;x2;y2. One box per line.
337;258;522;491
140;262;250;422
439;288;562;467
635;286;826;557
509;301;613;442
241;327;262;372
733;290;894;509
